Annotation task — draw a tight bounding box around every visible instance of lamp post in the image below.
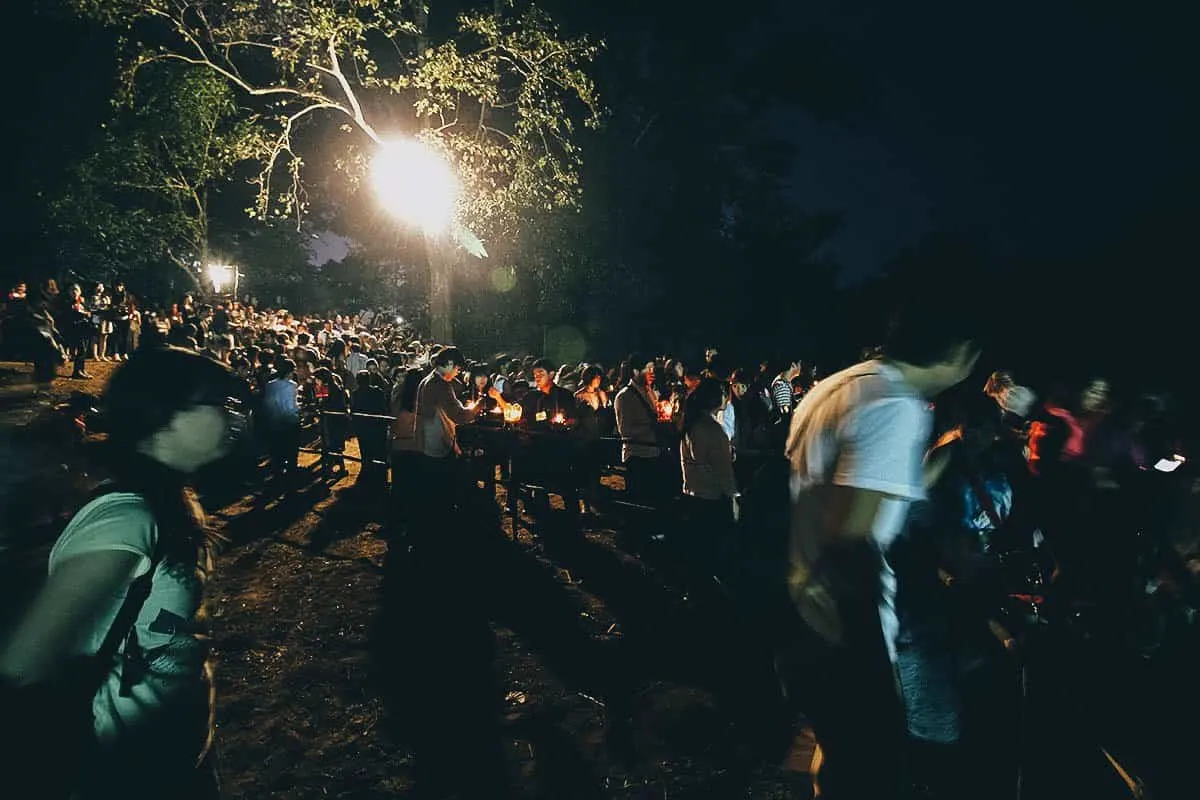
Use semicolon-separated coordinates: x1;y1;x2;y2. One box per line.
206;264;241;298
370;138;460;343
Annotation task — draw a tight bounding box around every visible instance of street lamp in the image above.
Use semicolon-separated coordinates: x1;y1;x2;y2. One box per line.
206;264;240;297
370;139;460;234
371;138;461;342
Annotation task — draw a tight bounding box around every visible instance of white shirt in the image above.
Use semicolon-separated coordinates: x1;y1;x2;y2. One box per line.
785;360;930;662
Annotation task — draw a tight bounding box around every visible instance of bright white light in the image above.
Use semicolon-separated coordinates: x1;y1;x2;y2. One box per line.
207;264;234;291
371;139;459;234
1154;457;1183;473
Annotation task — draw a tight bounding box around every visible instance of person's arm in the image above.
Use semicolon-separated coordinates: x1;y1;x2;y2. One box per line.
0;551;143;687
437;378;481;425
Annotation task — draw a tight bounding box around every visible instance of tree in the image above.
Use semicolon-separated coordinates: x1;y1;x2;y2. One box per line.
49;62;257;294
69;0;603;340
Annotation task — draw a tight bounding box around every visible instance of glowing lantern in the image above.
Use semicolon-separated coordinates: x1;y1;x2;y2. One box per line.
503;403;523;424
656;400;674;421
552;412;566;425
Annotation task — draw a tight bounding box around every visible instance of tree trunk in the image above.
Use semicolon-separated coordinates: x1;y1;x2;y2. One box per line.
429;240;453;343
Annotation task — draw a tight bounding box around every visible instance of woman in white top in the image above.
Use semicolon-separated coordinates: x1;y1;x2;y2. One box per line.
679;377;739;577
1;346;246;799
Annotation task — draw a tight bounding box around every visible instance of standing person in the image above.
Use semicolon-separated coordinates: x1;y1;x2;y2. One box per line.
614;355;670;504
110;280;131;361
261;357;300;493
0;347;246;799
351;369;389;491
413;347;502;523
89;283;114;362
781;298;979;799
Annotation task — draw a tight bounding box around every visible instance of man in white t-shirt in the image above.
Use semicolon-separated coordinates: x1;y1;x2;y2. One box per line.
783;301;978;799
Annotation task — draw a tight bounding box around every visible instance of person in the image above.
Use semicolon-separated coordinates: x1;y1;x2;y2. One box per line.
614;355;672;504
781;297;979;799
413;347;502;522
679;377;739;576
261;357;300;492
351;369;389;491
892;391;1022;799
0;347;246;799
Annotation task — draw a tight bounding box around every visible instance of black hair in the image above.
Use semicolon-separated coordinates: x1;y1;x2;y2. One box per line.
579;364;604;388
532;357;555;373
395;367;423;413
682;377;725;436
98;347;239;572
432;346;462;368
275;357;296;379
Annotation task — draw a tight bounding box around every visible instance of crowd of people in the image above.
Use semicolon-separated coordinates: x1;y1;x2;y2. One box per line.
1;278;1197;799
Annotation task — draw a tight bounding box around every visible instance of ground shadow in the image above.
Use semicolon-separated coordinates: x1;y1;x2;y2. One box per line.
533;511;796;772
373;489;620;799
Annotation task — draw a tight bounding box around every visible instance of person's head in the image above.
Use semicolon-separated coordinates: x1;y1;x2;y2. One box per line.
275;357;296;380
474;372;490;390
881;295;980;397
683;377;726;434
729;368;749;399
580;364;604;392
1080;377;1110;414
355;370;372;391
432;346;463;381
366;358;380;374
102;347;246;474
532;358;556;392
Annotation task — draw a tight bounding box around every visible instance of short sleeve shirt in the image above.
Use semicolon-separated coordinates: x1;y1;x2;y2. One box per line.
49;493;209;746
785;361;931;661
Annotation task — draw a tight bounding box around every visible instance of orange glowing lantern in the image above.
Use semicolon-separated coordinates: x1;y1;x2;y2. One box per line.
503;403;523;424
656;399;674;421
552;412;566;425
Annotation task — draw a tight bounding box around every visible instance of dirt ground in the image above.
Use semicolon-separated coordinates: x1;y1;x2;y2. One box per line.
0;360;815;800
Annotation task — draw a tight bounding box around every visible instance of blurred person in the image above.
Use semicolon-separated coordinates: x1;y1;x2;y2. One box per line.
0;347;246;799
780;297;979;800
892;391;1024;800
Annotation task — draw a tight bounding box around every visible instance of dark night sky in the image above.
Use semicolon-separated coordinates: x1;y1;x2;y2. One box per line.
774;0;1198;282
5;1;1196;292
